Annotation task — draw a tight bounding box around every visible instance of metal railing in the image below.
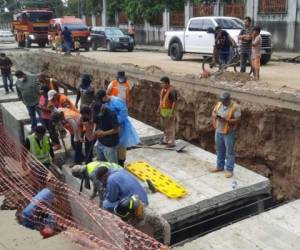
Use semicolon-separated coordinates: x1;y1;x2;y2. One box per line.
258;0;288;14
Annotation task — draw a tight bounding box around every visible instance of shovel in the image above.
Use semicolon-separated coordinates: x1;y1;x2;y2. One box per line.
133;143;187;153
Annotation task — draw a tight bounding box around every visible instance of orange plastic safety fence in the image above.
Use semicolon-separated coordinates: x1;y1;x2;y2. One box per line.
0;124;165;250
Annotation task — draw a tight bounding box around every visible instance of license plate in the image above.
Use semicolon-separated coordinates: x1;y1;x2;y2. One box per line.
123;43;128;46
261;50;266;54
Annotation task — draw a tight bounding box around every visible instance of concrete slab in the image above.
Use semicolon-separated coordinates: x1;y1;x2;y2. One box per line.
174;200;300;250
1;101;31;142
1;97;162;145
126;140;271;228
129;117;163;145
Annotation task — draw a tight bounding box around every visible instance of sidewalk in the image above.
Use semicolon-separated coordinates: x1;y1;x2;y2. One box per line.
135;44;300;61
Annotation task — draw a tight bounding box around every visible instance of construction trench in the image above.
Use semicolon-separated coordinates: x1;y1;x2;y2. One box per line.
1;50;300;248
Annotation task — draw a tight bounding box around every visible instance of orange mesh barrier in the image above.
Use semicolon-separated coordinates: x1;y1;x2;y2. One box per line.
0;124;166;250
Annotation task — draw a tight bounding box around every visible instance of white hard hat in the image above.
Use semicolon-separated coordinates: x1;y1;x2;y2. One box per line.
48;90;58;100
71;165;86;175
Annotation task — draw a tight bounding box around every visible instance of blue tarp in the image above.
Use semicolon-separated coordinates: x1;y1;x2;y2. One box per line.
105;96;140;147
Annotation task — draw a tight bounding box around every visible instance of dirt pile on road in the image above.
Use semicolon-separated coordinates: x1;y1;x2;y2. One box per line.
10;51;300;201
214;71;254;83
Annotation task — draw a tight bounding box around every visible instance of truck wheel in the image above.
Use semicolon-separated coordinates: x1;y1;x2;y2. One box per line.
38;42;46;48
261;54;271;65
25;38;31;48
169;42;183;61
85;47;90;52
128;46;134;52
106;41;113;52
91;41;97;51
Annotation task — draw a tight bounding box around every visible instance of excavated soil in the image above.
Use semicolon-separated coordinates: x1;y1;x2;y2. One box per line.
10;51;300;201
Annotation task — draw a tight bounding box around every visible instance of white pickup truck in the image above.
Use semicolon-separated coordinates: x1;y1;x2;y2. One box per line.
164;16;272;65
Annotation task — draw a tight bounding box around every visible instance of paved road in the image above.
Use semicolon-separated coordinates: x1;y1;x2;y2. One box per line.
2;42;300;90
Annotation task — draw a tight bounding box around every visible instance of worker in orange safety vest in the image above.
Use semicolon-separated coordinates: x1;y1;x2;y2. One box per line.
210;92;241;178
107;71;131;107
157;76;177;148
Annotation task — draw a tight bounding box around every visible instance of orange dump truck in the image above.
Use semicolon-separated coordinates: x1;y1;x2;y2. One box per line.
12;9;53;48
48;16;90;51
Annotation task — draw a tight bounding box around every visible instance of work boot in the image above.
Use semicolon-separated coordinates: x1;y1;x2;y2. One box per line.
209;167;224;173
225;171;233;178
166;143;175;148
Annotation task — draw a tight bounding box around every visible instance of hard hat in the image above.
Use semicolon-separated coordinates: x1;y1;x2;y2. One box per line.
40;226;55;239
114;195;141;220
71;165;86;178
48;90;58;100
71;165;86;176
220;92;231;101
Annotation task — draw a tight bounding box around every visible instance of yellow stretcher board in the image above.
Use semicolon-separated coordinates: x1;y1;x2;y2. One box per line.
126;161;187;199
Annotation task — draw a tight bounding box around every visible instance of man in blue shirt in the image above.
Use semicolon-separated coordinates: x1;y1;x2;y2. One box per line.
62;26;72;54
95;167;148;211
17;188;55;231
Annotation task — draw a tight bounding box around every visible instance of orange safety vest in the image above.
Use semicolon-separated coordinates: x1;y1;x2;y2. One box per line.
160;86;175;109
213;101;239;134
109;80;131;106
63;109;81;135
52;94;78;112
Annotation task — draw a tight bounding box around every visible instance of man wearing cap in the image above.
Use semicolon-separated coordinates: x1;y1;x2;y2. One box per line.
48;90;78;112
71;161;122;205
107;71;131;107
95;90;140;166
75;74;95;110
96;167;148;211
210;92;241;178
15;70;40;132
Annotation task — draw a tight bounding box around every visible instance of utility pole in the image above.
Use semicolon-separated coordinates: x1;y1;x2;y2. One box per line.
77;0;81;18
102;0;107;26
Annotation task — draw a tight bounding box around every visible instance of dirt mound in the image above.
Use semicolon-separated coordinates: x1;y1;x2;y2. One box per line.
215;71;254;83
144;65;164;74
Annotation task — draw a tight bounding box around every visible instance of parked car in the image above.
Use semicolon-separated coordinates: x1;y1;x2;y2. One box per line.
89;27;134;52
165;16;272;65
0;30;15;43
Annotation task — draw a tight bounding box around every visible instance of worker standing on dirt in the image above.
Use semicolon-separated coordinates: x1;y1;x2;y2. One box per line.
107;71;132;107
24;125;55;168
238;16;253;73
62;26;72;55
157;77;177;148
96;90;140;167
215;28;236;68
210;92;241;178
48;90;78;112
96;167;148;212
75;74;95;110
251;27;262;81
51;108;83;164
15;70;40;132
0;53;14;94
93;102;120;164
115;195;171;245
71;161;122;205
128;22;135;45
39;85;61;151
